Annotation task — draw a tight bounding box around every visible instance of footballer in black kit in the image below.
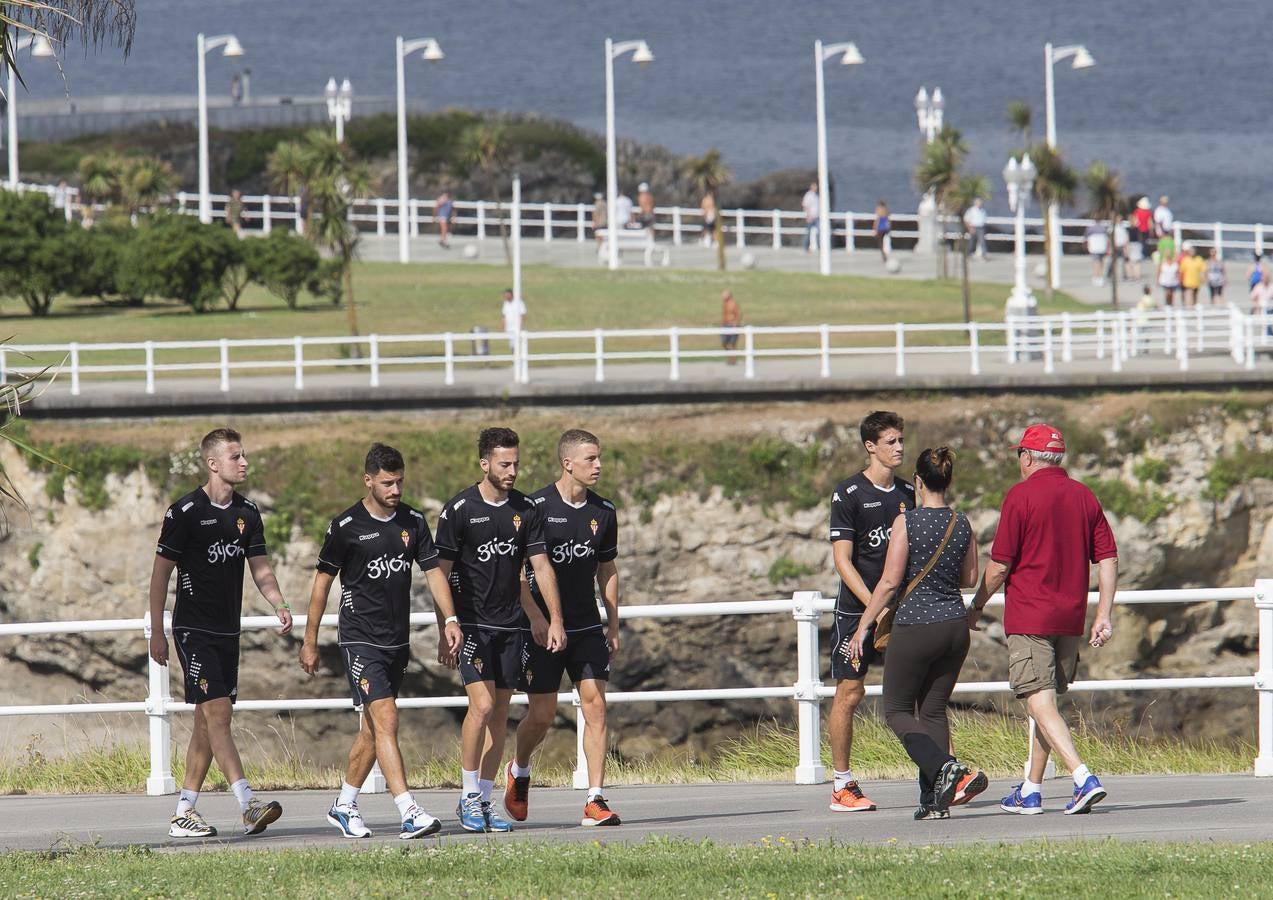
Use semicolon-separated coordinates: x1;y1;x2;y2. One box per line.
521;485;618;693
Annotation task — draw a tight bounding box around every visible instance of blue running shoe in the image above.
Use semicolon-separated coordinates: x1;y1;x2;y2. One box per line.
399;804;442;839
482;800;514;832
457;793;488;833
326;801;371;838
1063;775;1107;815
999;784;1043;815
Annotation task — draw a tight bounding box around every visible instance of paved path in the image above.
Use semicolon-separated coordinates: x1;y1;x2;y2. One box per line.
0;776;1266;852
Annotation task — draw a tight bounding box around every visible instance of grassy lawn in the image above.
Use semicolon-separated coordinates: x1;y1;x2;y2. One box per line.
0;840;1267;897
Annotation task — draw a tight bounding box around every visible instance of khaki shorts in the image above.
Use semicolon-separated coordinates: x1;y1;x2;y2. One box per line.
1007;633;1082;698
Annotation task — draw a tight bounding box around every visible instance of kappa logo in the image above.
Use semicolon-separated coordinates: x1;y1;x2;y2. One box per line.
589;518;599;536
181;501;195;513
339;515;353;528
512;514;522;531
845;484;858;495
358;532;380;541
400;529;410;547
832;492;841;502
200;518;218;526
236;517;246;535
547;516;569;524
165;509;173;519
862;501;882;509
453;499;467;511
469;516;491;524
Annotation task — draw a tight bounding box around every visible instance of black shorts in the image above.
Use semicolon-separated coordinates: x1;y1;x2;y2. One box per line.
521;628;611;694
173;629;239;705
342;645;409;710
458;625;526;690
721;332;739;349
829;611;879;681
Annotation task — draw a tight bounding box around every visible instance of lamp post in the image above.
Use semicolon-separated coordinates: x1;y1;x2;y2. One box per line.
1043;42;1094;289
197;32;244;223
1003;154;1038;316
914;86;943;251
395;35;443;264
325;77;353;143
604;37;653;271
813;39;863;276
5;32;54;189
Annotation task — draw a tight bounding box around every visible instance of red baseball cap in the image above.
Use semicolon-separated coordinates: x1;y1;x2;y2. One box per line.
1014;423;1066;453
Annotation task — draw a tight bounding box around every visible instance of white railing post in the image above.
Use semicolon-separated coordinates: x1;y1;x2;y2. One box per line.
968;322;981;375
844;211;855;253
1230;307;1245;365
594;329;605;382
1006;317;1018;364
819;323;830;377
369;335;380;388
1061;312;1073;362
577;203;587;242
294;196;304;234
144;610;176;796
70;342;80;396
669;327;680;381
791;591;826;784
476;202;487;240
520;331;531;384
376;199;386;237
744;326;756;379
144;341;155;395
735;208;745;248
894;323;905;377
219;338;230;392
772;209;781;249
572;687;589;789
543;204;553;243
1214;222;1223;257
1043;321;1055;374
1111;314;1124;372
0;348;6;385
1195;306;1205;354
293;336;304;390
1120;312;1131;363
1095;311;1106;360
1245;316;1257;371
444;333;455;386
672;207;682;246
410;199;419;238
1173;222;1182;248
1176;308;1189;371
261;193;272;235
1257;223;1266;257
1255;579;1273;776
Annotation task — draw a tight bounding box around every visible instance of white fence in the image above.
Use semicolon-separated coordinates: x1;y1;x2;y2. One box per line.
4;306;1267;398
0;581;1270;794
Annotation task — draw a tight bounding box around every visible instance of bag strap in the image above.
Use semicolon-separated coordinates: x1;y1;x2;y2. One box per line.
897;510;958;604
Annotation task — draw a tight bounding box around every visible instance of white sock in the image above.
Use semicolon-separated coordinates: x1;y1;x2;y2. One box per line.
588;786;603;801
512;761;531;779
175;788;198;816
833;769;855;791
461;768;480;798
393;791;416;818
338;782;360;809
478;778;495;802
1022;779;1042;797
1072;764;1092;787
230;778;253;813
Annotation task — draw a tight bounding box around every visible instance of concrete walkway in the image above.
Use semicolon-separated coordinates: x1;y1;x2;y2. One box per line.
0;776;1265;852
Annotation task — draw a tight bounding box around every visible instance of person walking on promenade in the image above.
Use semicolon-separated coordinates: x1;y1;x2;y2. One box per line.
592;192;607;250
1205;249;1226;304
614;191;634;231
873;199;892;262
846;447;986;820
1250;268;1273;320
501;288;527;354
802;182;819;253
967;423;1118;816
1179;244;1206;307
963;198;988;259
1112;219;1130;282
720;289;742;365
1153;195;1174;240
1157;243;1180;306
1133;196;1153;262
226;189;244;236
1124;217;1144;281
700;190;718;247
436;190;455;249
637;182;656;230
1084;221;1109;286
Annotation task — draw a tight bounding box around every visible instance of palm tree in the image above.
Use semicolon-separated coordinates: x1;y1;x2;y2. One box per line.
459;124;512;262
914;125;968;278
77;152;120;207
118;156;176;217
2;2;135;82
1007;101;1033;147
945;174;991;322
265;140;313;233
1028;143;1078;302
1085;162;1126;307
684;149;731;271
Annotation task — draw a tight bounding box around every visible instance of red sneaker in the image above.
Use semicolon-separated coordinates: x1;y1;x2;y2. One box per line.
581;796;621;826
829;781;876;812
950;769;988;807
502;761;530;822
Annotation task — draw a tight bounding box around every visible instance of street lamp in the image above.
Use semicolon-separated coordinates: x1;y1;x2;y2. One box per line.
1003;154;1038;316
813;39;863;277
325;77;353;143
5;32;54;189
197;32;244;223
1043;42;1094;289
395;35;443;264
914;86;943;251
604;37;653;271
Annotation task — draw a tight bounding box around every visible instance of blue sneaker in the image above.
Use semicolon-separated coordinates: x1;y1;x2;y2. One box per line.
999;784;1043;815
326;801;371;838
457;793;487;833
1063;775;1107;815
482;800;514;833
399;804;442;839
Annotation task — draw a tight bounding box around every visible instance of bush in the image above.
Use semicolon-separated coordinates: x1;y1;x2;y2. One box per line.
248;230;322;309
65;224;129;301
118;214;242;312
0;191;80;316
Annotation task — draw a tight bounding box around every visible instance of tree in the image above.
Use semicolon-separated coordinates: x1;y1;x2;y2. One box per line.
265;139;312;233
76;152;174;219
1028;143;1078;302
684;149;731;271
458;123;512;262
118;214;240;312
1085;161;1127;307
0;191;79;316
248;229;322;310
914;125;969;278
945;174;991;323
1007;101;1033;146
1;2;134;84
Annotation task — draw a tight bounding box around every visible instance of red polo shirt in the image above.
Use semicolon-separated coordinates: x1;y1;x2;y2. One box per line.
990;467;1117;636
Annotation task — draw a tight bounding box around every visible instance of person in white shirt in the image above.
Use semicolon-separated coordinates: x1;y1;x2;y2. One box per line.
801;183;819;253
1153;196;1174;238
501;288;527;352
963;198;988;259
1085;223;1110;286
613;193;635;231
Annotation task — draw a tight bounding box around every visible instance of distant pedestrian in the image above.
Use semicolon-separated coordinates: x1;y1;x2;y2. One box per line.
1157;248;1181;306
1112;219;1130;281
963;198;988;259
1178;244;1206;307
1205;249;1226;304
1133;197;1153;260
802;182;820;253
1250;269;1273;317
226;189;244;236
501;288;527;353
1153;195;1174;238
230;72;244;106
637;182;656;230
1123;218;1144;281
1135;284;1156;353
1084;222;1108;286
700;191;718;247
614;191;635;231
720;290;741;366
435;191;454;248
1248;252;1264;291
969;423;1118;818
873;200;892;262
592;192;607;249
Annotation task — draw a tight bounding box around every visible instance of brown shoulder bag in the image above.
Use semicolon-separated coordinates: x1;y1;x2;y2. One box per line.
873;510;958;652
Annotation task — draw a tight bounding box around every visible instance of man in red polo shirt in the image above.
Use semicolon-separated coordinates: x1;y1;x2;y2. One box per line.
967;423;1118;816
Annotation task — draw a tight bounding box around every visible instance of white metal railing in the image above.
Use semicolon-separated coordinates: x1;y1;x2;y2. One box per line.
4;307;1265;398
0;581;1269;794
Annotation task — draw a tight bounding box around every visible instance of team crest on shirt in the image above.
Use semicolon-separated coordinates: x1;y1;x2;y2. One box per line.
512;514;522;531
198;678;208;694
589;518;598;535
400;529;410;547
898;502;906;512
473;657;484;674
524;668;533;684
359;677;370;694
236;517;246;534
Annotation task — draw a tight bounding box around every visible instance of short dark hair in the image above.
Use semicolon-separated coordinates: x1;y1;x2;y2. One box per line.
558;429;600;463
200;428;242;458
915;446;956;493
860;411;904;445
364;442;404;475
479;427;519;460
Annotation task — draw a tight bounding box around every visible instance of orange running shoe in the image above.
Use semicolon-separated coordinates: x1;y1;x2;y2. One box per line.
581;796;621;826
503;761;530;822
829;781;876;812
950;769;988;807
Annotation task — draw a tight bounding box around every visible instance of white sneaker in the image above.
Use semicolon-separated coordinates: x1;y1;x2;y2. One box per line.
169;808;217;838
399;804;442;839
326;801;372;838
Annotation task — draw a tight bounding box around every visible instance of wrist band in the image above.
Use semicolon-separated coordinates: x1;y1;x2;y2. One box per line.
444;615;459;625
275;602;290;610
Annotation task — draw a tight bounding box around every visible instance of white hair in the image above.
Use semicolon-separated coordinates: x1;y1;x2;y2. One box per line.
1029;450;1065;465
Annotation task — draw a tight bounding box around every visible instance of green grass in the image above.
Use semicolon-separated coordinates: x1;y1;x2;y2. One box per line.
2;840;1270;897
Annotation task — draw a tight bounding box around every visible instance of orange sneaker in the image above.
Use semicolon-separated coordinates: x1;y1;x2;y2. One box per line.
950;769;988;807
829;780;876;812
581;795;621;827
503;761;530;822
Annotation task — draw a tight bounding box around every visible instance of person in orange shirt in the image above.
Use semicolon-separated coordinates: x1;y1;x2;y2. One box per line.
1178;244;1207;307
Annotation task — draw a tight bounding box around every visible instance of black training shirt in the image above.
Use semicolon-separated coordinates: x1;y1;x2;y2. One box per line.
316;500;440;649
525;485;618;632
828;472;915;614
157;487;267;636
434;484;546;630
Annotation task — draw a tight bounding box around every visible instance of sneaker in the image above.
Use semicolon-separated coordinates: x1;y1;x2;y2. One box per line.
913;805;950;820
1063;775;1107;815
829;781;876;812
169;809;217;838
326;801;371;838
457;794;487;833
242;798;283;835
481;800;514;833
950;769;989;807
503;761;530;822
999;783;1044;815
932;760;971;813
581;796;621;827
399;804;442;839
